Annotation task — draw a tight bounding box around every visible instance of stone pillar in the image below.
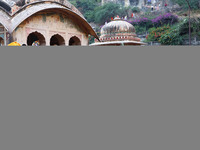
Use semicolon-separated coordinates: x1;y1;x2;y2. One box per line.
125;0;130;7
4;28;7;45
7;32;13;44
46;31;50;46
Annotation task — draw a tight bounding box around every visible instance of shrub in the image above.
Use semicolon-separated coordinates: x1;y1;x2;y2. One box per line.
134;26;147;34
152;13;179;27
132;7;140;13
158;18;200;45
131;17;153;31
171;0;200;10
159;26;183;45
146;25;171;42
178;18;200;36
130;13;179;33
198;31;200;38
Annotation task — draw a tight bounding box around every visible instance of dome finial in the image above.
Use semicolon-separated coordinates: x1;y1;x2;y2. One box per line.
113;15;121;21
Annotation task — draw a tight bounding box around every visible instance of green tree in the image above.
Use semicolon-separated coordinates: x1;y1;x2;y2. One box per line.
171;0;200;10
68;0;100;22
94;3;127;25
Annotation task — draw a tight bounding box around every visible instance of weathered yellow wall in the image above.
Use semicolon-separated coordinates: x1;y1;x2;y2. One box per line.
13;12;89;46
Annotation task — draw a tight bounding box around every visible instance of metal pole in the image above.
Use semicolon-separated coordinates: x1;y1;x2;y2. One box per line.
189;7;191;45
185;0;191;45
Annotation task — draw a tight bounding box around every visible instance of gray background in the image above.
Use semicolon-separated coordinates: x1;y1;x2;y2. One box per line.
0;46;199;150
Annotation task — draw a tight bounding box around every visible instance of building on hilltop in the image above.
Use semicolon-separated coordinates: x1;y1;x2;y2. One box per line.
102;0;132;7
0;0;98;46
101;0;163;8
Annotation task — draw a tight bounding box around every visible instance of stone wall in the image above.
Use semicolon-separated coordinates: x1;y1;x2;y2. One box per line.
182;37;200;45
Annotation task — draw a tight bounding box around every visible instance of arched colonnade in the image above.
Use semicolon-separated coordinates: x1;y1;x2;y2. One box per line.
26;31;81;46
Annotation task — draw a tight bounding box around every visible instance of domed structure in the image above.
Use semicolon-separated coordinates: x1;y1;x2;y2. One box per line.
90;16;146;46
0;0;98;46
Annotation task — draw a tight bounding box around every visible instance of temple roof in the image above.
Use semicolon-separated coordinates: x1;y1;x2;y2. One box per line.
0;0;99;39
0;0;12;11
101;16;136;36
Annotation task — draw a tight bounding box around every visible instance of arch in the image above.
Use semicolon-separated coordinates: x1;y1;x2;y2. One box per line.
11;2;98;39
0;23;7;45
69;36;81;46
0;37;4;46
0;10;11;31
12;0;84;18
50;34;65;46
27;31;46;46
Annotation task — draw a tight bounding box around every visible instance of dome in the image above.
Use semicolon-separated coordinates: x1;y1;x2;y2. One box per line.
101;17;136;36
99;16;140;43
91;16;146;46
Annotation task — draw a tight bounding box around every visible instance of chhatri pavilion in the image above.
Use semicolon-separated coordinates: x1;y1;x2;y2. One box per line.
90;16;146;46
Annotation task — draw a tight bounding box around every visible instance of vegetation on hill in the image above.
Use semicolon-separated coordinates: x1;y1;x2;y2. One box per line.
69;0;138;24
92;3;128;24
171;0;200;10
69;0;200;45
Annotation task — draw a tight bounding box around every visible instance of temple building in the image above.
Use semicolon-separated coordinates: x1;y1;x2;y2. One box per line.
90;16;146;46
0;0;98;46
101;0;163;8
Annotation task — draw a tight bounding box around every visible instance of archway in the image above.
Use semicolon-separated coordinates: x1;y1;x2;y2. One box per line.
69;36;81;46
27;31;46;46
50;34;65;46
0;23;7;46
0;37;4;46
